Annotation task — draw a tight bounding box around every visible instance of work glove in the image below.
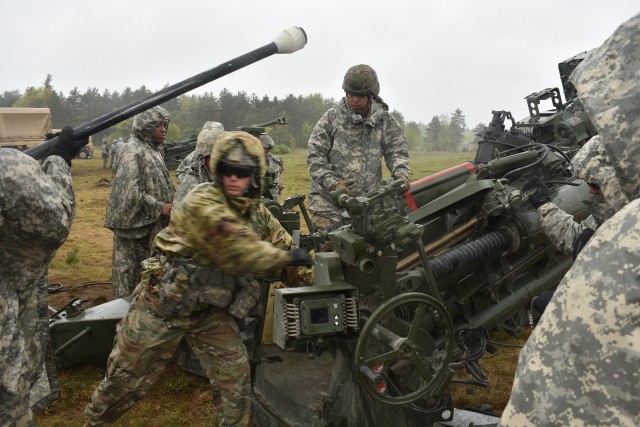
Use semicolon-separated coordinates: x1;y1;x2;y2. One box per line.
526;176;552;208
393;174;410;190
330;180;355;196
288;248;313;267
46;126;89;167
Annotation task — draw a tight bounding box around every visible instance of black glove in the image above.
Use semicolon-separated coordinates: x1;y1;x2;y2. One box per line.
46;126;89;167
288;248;313;267
526;176;552;208
572;228;596;260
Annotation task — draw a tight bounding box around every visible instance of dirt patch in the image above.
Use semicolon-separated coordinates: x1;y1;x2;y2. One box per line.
48;282;116;311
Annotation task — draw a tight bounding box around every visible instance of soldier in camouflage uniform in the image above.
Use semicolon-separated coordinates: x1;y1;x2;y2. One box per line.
499;13;640;427
307;64;410;229
173;121;225;206
0;127;87;426
260;134;284;202
175;121;225;186
532;135;617;257
104;106;176;297
83;131;313;427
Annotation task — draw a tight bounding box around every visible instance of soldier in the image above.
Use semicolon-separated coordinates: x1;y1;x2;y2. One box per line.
528;135;617;258
174;121;225;188
0;127;88;426
307;64;410;230
83;131;313;427
100;138;110;169
260;133;284;202
104;106;175;297
499;12;640;427
108;138;117;169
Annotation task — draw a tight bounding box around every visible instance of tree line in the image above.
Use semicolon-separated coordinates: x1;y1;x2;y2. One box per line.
0;75;485;152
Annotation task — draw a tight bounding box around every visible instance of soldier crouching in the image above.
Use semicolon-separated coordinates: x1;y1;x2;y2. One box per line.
83;131;313;427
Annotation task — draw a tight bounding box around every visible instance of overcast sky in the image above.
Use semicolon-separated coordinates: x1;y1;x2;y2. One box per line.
3;1;638;128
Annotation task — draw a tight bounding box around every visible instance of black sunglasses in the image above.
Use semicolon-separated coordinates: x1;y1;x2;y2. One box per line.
218;162;253;178
587;182;601;190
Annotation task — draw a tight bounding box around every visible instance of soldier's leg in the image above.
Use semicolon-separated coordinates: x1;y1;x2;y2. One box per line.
111;232;154;297
187;308;252;427
83;294;184;426
0;286;39;426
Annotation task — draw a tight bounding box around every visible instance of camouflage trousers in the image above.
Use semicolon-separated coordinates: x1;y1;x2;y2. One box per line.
111;223;162;298
83;290;251;427
0;281;45;427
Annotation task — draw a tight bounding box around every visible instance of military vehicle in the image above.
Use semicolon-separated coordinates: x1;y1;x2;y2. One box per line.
47;50;592;426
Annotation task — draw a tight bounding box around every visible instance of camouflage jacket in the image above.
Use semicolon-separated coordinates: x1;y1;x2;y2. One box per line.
537;202;598;256
307;97;409;221
150;133;297;317
266;153;284;197
0;150;75;291
500;13;640;426
104;136;175;232
175;151;196;185
172;156;213;207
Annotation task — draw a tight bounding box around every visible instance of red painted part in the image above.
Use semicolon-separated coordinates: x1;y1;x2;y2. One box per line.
403;162;476;211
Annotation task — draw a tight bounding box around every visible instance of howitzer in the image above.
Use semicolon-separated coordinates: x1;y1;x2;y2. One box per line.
24;28;307;159
252;55;594;426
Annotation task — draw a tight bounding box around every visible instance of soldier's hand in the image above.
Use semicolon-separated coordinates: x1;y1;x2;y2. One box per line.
46;126;88;167
161;203;172;217
525;176;552;208
331;180;355;196
393;174;410;190
288;248;313;267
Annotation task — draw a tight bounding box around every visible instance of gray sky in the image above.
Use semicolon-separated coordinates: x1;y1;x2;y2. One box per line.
2;1;638;128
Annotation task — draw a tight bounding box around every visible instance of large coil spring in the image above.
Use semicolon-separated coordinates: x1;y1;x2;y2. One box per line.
284;302;301;338
428;230;511;279
344;297;359;330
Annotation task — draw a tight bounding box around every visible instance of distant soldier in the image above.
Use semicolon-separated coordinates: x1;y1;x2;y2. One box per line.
100;138;110;169
172;121;225;206
108;138;117;169
84;131;313;427
307;64;410;230
175;121;225;186
1;127;87;426
104;106;175;297
500;12;640;427
260;134;284;202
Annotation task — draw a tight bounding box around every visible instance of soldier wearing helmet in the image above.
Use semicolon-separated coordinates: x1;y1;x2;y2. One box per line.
173;121;225;206
260;133;285;202
85;131;313;427
500;12;640;427
104;106;175;297
307;64;410;230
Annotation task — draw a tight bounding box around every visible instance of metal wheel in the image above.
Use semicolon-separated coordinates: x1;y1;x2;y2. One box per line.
354;292;455;405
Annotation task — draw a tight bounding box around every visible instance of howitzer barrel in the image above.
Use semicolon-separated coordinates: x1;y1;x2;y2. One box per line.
24;27;307;159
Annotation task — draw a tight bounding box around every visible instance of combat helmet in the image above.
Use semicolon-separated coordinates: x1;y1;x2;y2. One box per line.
195;122;225;157
212;131;265;199
132;106;170;144
260;134;275;150
570;135;613;189
342;64;380;96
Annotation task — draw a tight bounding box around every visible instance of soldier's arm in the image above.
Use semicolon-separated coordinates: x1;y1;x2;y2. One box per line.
307;111;341;190
381;114;410;178
538;202;595;256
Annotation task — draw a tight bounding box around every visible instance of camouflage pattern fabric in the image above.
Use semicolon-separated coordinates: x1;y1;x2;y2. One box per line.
84;291;250;427
265;153;284;202
173;123;224;206
105;107;175;297
500;13;640;427
537;202;598;256
85;132;305;427
0;151;73;426
307;97;409;225
536;134;617;255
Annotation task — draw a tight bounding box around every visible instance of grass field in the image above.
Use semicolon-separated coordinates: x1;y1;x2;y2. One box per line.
38;150;526;426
